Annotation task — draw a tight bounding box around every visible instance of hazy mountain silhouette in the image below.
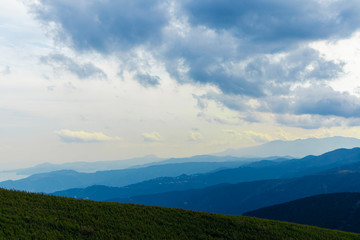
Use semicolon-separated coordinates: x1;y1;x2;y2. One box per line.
244;192;360;233
3;155;162;175
217;136;360;158
0;160;249;193
55;148;360;202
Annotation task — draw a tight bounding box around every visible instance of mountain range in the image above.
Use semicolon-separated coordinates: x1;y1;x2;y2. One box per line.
53;148;360;201
4;136;360;177
2;138;360;231
0;159;251;193
217;136;360;158
1;155;162;176
113;161;360;215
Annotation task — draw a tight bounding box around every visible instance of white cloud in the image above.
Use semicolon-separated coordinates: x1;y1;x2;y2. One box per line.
40;54;107;80
142;131;162;142
188;131;203;142
55;129;122;143
223;129;242;137
243;131;273;143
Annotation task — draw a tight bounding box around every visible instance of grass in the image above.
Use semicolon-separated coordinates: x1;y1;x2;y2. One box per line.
0;188;358;239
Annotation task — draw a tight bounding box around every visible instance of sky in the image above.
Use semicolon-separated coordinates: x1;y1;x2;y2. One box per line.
1;0;360;169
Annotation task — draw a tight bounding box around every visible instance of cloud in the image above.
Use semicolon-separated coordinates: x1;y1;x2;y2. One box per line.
40;53;107;79
31;0;168;53
183;0;360;43
239;47;344;95
202;84;360;121
1;66;11;75
142;131;162;142
292;87;360;118
223;129;240;136
32;0;360;55
263;86;360;118
192;94;208;110
163;38;343;97
134;73;160;87
224;129;273;143
196;112;237;125
188;131;203;142
30;0;355;95
157;0;354;96
47;85;55;91
201;92;253;112
55;129;122;143
243;131;273;143
28;0;360;128
275;114;344;129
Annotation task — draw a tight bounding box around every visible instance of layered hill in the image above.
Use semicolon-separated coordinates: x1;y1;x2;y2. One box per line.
4;143;360;195
244;193;360;233
0;188;357;239
0;160;249;193
113;161;360;215
54;148;360;201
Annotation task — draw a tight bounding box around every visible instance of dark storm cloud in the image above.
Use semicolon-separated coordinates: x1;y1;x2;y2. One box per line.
194;47;344;106
183;0;360;43
31;0;168;53
160;26;268;96
40;54;107;79
159;0;359;98
292;87;360;118
158;10;347;97
204;85;360;121
260;86;360;118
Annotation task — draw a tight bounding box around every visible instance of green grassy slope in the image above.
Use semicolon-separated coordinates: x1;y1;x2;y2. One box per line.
0;188;358;240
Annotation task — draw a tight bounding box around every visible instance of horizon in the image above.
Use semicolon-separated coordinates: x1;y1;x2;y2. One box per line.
2;135;360;172
2;0;360;169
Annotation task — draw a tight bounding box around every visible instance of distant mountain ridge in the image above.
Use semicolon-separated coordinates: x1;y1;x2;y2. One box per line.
0;159;250;193
4;136;360;177
217;136;360;158
244;193;360;233
113;161;360;215
54;147;360;202
2;155;261;177
2;155;163;175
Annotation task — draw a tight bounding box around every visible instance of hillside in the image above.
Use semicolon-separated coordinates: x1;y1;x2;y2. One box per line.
54;148;360;201
0;188;358;239
113;162;360;215
244;193;360;233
